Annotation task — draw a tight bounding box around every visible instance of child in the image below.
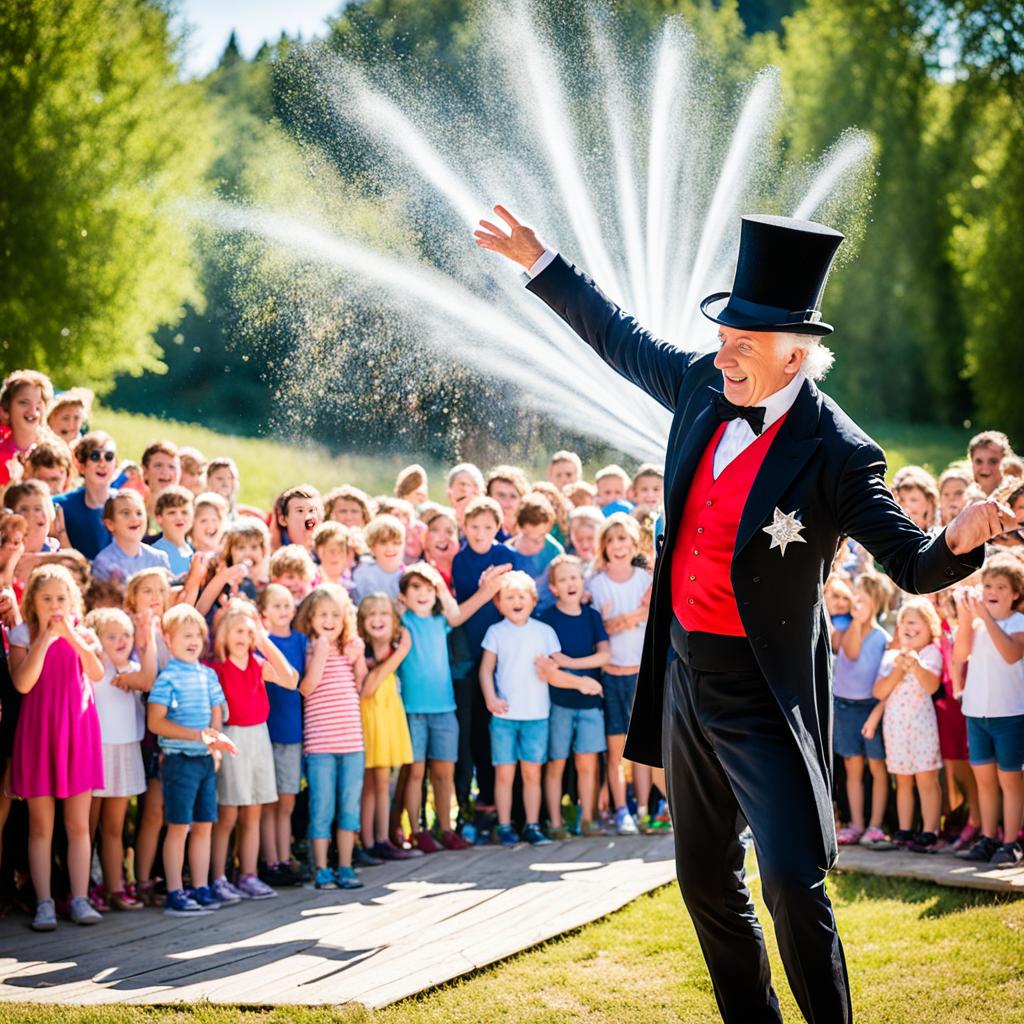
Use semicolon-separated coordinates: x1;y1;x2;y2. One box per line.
539;556;611;838
530;482;572;550
376;496;424;563
313;521;356;593
586;512;652;835
446;463;484;531
480;572;563;846
0;369;53;487
564;480;598;509
969;430;1012;496
152;485;195;577
206;456;240;511
85;606;157;910
269;544;316;603
325;485;375;529
209;600;299;902
8;564;105;929
357;594;415;861
953;556;1024;867
832;573;891;847
398;561;506;852
0;514;25;594
190;491;230;558
892;466;939;533
257;583;307;884
141;441;182;522
91;489;171;583
505;494;563;612
178;447;206;496
53;432;118;560
547;450;582;490
938;465;971;526
295;584;368;889
46;387;93;447
3;480;63;560
421;506;459;587
272;484;322;552
24;439;73;495
566;506;603;571
870;598;944;851
199;519;269;608
594;465;634;516
486;465;529;541
353;515;406;602
395;464;429;508
148;605;237;914
630;464;664;523
825;573;854;653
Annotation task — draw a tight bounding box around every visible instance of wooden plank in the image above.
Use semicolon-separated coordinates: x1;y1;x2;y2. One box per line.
834;845;1024;893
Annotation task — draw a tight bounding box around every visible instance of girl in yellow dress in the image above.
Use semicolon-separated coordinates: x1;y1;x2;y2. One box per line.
357;594;415;861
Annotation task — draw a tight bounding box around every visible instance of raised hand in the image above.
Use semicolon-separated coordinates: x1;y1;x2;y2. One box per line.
474;205;547;271
945;498;1018;555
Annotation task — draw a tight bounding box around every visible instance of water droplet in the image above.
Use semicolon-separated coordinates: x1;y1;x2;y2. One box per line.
60;327;70;337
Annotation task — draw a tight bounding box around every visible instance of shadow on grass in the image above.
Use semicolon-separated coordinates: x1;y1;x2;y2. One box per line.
830;870;1022;920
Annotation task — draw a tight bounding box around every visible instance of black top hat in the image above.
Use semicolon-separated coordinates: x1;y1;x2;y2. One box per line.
700;214;844;336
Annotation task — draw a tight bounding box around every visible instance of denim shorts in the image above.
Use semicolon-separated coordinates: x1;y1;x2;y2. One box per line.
602;672;638;736
548;704;607;760
490;716;548;765
833;697;886;761
306;750;365;836
966;714;1024;773
161;752;217;825
407;711;459;763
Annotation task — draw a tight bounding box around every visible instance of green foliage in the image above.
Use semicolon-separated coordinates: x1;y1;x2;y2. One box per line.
0;0;212;389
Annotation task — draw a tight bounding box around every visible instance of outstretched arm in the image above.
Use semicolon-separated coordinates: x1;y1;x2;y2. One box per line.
475;205;696;411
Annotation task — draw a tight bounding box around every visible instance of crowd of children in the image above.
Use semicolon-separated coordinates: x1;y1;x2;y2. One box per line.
0;367;1021;934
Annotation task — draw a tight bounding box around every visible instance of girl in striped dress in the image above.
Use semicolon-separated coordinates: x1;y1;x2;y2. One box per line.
295;584;368;890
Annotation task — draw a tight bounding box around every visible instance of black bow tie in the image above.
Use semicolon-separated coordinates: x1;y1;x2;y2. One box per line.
713;392;766;435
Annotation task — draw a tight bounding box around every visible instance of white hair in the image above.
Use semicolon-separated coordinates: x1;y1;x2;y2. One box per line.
780;332;834;382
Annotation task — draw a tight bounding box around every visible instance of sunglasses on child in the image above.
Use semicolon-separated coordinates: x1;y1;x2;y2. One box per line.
87;449;116;462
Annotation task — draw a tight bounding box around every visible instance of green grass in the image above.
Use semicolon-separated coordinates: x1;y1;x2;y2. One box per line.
1;873;1020;1023
92;407;971;514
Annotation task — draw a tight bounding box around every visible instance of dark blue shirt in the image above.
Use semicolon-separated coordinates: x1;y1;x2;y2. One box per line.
267;630;306;744
539;605;609;710
53;487;110;560
451;542;520;654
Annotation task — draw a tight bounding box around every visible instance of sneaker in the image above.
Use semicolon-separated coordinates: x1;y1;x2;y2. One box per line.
989;841;1023;868
314;867;338;890
412;830;443;854
548;825;572;842
87;883;110;913
459;822;478;845
259;862;296;887
440;830;471;851
352;846;384;868
891;829;915;849
858;826;892;849
497;823;520;846
956;835;1000;862
164;888;211;916
191;885;226;910
237;873;278;900
949;823;980;853
371;840;416;861
908;831;940;854
837;825;865;845
614;807;639;836
522;823;553;846
335;866;364;890
210;876;245;904
70;896;103;925
580;820;607;838
31;898;57;932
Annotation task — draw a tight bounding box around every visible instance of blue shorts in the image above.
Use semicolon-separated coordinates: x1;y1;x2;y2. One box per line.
161;752;217;825
490;717;548;765
407;711;459;763
966;715;1024;773
548;704;607;760
306;751;365;836
602;672;637;736
833;697;886;761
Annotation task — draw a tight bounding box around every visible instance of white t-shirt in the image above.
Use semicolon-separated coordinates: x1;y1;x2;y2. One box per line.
481;617;560;721
94;655;146;744
586;567;653;667
961;611;1024;718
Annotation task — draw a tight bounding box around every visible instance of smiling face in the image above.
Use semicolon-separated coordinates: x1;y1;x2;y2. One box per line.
261;586;296;631
230;534;266;569
167;620;205;663
633;474;663;507
497;583;536;625
601;523;637;565
424;516;458;567
99;621;134;667
895;485;934;530
982;572;1020;620
897;609;932;651
81;443;117;489
191;506;225;554
714;326;803;407
49;404;85;444
447;471;481;514
595;476;626;509
13;492;54;551
206;466;237;501
155;502;193;544
131;575;169;616
6;385;46;443
971;443;1003;495
310;597;344;642
939;478;967;524
464;511;500;553
105;495;147;547
488;480;522;530
403;575;439;617
144;452;181;496
329;499;366;527
362;599;397;643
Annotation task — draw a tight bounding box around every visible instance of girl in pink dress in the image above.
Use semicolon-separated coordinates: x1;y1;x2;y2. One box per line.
9;564;105;930
871;597;944;851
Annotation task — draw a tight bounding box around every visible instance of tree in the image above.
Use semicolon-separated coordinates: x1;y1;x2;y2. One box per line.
0;0;212;388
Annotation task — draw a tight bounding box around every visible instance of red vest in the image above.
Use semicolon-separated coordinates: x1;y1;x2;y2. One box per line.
671;416;787;636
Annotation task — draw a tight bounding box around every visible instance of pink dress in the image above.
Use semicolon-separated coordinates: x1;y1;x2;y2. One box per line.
879;644;944;775
11;632;104;798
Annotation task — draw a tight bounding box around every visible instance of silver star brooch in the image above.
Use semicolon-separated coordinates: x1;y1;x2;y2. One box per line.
763;507;807;556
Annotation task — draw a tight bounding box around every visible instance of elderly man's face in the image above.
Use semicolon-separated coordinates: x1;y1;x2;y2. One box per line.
714;326;804;407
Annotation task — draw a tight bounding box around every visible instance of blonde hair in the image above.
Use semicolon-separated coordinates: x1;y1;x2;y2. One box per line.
162;602;209;642
853;572;892;617
1;369;54;413
982;553;1024;598
364;514;406;549
498;569;538;601
463;495;503;527
896;597;942;642
969;430;1012;459
193;491;230;521
269;543;315;582
595;512;641;569
324;485;374;526
595;464;630;486
356;593;403;647
222;519;270;564
549;450;583;474
395;464;427;501
294;584;357;651
257;581;294;615
213;598;259;661
547;553;584;585
20;564;83;640
124;566;171;615
85;606;134;637
312;520;352;553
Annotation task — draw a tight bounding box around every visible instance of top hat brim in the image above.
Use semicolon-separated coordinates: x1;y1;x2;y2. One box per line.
700;291;834;337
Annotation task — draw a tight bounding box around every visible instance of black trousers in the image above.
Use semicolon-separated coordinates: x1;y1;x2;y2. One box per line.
663;648;852;1024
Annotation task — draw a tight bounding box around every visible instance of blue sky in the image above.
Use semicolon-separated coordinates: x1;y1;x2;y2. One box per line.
174;0;343;77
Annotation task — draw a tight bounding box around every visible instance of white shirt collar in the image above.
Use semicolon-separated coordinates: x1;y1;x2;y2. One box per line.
759;371;806;432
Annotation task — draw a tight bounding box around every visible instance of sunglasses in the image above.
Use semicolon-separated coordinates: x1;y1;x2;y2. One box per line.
87;449;116;463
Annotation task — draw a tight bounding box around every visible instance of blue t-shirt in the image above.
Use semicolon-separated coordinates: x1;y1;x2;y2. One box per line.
398;611;455;714
267;630;306;744
602;499;635;517
539;605;609;710
91;540;171;584
53;487;110;560
152;535;194;578
451;542;520;654
833;624;890;701
505;535;563;613
148;658;227;755
353;560;404;603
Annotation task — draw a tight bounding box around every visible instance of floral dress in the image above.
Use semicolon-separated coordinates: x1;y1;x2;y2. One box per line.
879;644;944;775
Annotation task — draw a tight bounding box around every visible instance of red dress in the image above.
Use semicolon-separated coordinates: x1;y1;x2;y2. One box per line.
933;619;969;761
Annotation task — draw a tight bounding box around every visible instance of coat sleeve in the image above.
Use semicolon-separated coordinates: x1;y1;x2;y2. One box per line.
835;442;983;594
525;254;698;412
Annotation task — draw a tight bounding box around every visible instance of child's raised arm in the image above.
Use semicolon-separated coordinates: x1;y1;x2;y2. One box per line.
299;634;331;697
478;649;508;715
905;650;941;695
196;561;248;617
951;589;979;664
440;564;511;627
343;637;369;690
552;639;611;672
978;605;1024;665
872;652;907;701
255;620;299;689
113;617;158;692
536;656;603;697
363;629;411;700
59;617;104;682
11;625;56;694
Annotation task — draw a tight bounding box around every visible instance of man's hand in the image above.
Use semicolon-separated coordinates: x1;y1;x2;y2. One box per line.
945;499;1017;555
474;205;546;271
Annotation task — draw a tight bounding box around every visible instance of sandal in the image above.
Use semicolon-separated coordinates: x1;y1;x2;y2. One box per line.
136;878;165;908
108;888;143;911
87;883;110;913
837;825;865;845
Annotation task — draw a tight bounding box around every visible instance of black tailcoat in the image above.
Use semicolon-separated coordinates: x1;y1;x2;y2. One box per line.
527;255;982;869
